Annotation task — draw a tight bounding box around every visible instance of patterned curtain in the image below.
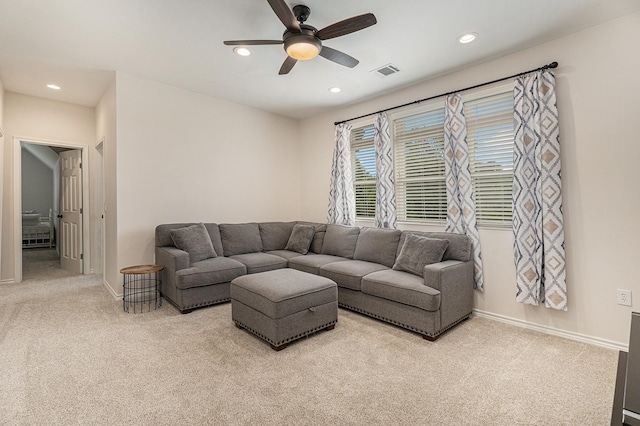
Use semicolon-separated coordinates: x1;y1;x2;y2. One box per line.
327;123;356;226
373;113;397;229
513;71;566;310
444;94;484;291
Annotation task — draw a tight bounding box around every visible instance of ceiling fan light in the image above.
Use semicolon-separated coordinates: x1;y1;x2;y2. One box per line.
233;47;251;56
284;35;322;60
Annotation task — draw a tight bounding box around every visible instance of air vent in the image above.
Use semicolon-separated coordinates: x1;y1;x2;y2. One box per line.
372;64;400;78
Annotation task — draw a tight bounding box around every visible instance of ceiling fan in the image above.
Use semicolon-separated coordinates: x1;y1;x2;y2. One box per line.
223;0;377;75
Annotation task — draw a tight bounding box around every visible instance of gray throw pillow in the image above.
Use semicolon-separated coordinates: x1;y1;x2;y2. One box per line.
285;224;315;254
392;234;449;277
170;223;217;263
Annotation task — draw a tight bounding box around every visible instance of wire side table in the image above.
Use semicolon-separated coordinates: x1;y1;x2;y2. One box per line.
121;264;164;313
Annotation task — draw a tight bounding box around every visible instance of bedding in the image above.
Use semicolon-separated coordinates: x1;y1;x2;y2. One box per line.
22;210;53;248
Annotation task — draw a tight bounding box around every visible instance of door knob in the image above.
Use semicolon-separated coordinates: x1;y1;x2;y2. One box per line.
57;214;63;219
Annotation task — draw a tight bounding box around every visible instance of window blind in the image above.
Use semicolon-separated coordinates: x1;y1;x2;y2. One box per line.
464;92;514;226
393;108;447;222
351;124;376;218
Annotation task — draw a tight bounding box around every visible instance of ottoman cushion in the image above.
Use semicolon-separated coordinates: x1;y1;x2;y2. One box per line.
231;269;337;319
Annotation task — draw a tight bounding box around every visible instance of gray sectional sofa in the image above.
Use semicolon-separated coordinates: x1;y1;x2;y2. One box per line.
155;221;473;340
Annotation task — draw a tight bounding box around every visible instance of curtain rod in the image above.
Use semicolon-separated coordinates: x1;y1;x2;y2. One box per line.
334;61;558;126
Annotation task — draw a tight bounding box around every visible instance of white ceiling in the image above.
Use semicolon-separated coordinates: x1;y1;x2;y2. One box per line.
1;0;639;119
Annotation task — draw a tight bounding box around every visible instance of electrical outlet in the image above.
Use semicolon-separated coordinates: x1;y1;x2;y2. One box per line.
617;289;632;306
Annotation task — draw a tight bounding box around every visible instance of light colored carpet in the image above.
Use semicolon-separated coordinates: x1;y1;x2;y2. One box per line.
22;248;80;281
0;272;618;425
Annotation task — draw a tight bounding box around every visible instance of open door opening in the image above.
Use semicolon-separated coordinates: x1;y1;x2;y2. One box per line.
15;138;90;283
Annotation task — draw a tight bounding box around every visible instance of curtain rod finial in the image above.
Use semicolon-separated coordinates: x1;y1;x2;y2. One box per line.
549;61;558;69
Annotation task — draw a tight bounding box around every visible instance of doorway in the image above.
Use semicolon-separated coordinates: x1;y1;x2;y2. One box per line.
13;137;91;283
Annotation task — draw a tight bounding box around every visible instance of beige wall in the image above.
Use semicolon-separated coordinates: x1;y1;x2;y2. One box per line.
0;92;97;280
298;13;640;346
0;80;4;276
95;77;117;286
100;73;301;296
21;146;54;215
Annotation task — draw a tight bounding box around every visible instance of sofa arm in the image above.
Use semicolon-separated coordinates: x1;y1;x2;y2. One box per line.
156;247;190;272
423;260;474;330
423;260;472;291
155;247;190;306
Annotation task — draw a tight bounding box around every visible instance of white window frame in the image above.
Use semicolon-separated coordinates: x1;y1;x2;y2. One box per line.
388;83;515;228
390;99;448;225
463;84;515;228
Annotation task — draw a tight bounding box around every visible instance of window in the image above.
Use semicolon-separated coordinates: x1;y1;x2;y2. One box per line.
351;124;376;218
393;108;447;222
465;92;514;226
350;86;515;227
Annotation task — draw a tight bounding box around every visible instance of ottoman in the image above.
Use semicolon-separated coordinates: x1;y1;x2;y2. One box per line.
230;269;338;351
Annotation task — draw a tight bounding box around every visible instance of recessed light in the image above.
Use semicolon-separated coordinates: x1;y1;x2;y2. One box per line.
329;87;341;93
233;47;251;57
457;33;478;44
47;84;61;90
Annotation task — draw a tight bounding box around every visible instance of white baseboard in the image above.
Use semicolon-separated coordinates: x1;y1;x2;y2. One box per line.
473;309;628;352
102;278;123;300
0;278;15;285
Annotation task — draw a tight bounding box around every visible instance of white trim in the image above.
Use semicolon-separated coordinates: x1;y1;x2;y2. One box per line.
95;137;105;275
473;309;628;352
13;136;91;282
0;279;16;285
103;277;122;300
624;409;640;421
0;127;4;137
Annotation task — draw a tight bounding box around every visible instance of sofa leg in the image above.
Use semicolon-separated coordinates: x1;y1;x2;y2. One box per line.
324;324;335;332
180;308;194;314
271;343;287;351
423;334;437;342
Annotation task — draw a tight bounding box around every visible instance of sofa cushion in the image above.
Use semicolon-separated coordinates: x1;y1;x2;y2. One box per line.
361;269;441;312
175;257;247;290
157;223;224;255
310;229;325;254
229;253;287;274
298;222;327;254
393;234;449;277
259;222;296;251
202;223;224;258
266;250;304;263
353;227;402;268
319;260;389;291
285;224;315;254
289;254;349;275
170;223;217;263
427;232;471;262
397;231;471;262
219;223;263;256
321;224;360;258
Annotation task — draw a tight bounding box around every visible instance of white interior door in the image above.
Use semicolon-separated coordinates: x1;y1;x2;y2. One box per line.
59;149;83;274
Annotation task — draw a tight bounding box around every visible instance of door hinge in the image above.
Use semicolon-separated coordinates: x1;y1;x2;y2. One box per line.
81;254;83;260
80;208;83;214
79;162;82;169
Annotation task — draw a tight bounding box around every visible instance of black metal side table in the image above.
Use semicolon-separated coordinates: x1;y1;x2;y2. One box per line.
121;264;164;313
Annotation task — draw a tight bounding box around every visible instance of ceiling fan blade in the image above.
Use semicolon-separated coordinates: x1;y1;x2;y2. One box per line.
316;13;377;40
319;46;359;68
267;0;301;33
223;40;283;46
279;56;297;75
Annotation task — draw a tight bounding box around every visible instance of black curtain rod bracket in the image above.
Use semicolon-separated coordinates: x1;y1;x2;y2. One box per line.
334;61;558;126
